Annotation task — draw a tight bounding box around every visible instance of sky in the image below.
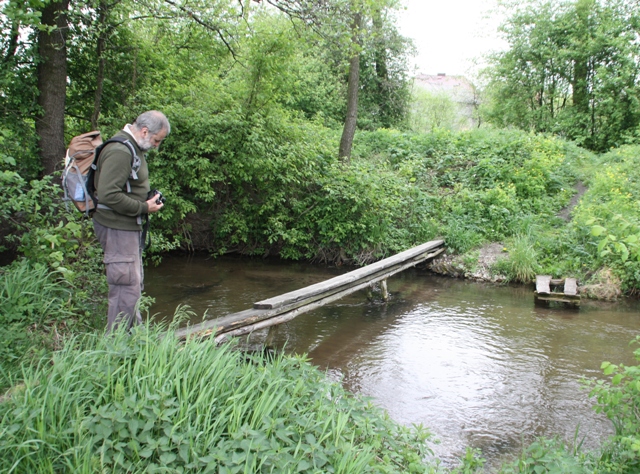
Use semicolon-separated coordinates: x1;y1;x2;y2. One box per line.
395;0;508;79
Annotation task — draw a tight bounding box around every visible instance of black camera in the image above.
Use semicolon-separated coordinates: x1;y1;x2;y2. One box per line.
148;189;166;205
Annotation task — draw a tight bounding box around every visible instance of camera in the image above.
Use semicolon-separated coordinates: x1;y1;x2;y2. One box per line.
148;189;166;205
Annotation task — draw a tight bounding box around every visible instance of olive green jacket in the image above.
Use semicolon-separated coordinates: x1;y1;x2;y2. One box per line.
93;130;150;231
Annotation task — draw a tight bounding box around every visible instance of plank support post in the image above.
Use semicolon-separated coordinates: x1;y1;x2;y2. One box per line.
366;287;374;301
265;323;279;348
381;279;389;301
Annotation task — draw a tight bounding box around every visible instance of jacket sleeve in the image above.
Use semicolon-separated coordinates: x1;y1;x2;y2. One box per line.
96;143;149;216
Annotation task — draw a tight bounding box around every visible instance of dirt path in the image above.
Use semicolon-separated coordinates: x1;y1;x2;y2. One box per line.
558;180;588;221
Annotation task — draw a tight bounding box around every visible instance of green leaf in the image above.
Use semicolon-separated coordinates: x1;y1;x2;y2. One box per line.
139;447;154;458
160;452;177;464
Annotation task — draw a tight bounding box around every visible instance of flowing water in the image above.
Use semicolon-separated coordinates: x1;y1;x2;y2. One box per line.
146;255;640;470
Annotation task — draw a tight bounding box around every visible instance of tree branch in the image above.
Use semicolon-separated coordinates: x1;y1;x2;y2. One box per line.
161;0;239;60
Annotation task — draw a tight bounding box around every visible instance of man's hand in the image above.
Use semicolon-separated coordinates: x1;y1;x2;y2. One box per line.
146;196;164;213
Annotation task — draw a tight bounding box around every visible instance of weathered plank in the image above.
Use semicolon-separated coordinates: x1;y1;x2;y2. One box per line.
535;294;580;304
254;240;444;310
564;278;577;296
174;243;445;341
536;275;552;295
214;248;444;343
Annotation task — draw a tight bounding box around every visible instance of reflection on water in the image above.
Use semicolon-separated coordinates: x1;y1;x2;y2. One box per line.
146;255;640;469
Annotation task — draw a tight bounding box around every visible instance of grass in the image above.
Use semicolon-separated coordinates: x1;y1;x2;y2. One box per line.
0;314;436;473
0;259;78;390
492;234;540;283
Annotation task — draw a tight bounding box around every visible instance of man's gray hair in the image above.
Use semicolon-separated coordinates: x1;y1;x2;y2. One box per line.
133;110;171;135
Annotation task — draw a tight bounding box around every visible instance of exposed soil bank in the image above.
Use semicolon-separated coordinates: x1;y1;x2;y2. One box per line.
428;242;508;283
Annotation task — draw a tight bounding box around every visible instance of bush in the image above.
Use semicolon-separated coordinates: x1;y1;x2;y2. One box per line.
497;437;591;474
150;124;589;267
0;160;107;386
570;145;640;292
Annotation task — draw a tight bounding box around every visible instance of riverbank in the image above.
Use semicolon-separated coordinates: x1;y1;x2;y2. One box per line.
428;242;624;301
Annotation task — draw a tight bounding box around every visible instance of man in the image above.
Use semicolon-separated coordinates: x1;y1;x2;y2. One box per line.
93;110;170;332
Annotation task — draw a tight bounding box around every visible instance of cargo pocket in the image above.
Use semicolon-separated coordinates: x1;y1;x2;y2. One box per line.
104;254;136;286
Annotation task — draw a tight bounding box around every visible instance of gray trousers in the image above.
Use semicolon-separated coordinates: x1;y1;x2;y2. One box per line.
93;220;144;332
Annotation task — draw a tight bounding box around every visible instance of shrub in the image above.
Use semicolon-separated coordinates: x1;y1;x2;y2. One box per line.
497;437;591;474
569;146;640;292
0;158;108;386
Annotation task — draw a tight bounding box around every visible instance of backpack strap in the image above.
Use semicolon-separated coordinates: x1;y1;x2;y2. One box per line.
89;136;140;206
93;137;140;182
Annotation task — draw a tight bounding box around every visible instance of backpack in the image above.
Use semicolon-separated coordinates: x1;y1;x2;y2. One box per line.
62;130;140;216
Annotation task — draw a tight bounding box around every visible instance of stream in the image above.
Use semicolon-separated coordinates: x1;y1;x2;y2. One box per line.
145;254;640;469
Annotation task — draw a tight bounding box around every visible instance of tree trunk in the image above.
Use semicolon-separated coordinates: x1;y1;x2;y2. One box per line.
372;8;390;127
572;0;593;132
91;3;108;130
338;12;361;163
36;0;69;176
572;60;589;115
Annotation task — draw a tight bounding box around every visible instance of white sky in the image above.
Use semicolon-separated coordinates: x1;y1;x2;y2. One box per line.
396;0;508;79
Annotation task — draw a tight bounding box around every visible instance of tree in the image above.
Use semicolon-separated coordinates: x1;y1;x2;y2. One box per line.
483;0;640;151
407;89;459;133
338;10;361;162
265;0;411;160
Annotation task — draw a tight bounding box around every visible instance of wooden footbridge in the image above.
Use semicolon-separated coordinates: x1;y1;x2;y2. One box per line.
175;240;445;343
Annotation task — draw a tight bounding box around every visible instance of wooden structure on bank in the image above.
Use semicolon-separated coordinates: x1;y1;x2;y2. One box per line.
175;240;445;343
534;275;580;305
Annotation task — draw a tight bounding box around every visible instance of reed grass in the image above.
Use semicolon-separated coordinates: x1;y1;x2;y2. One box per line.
0;317;434;473
492;234;540;283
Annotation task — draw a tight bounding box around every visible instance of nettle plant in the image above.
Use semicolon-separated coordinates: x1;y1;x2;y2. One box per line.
587;337;640;467
588;215;640;264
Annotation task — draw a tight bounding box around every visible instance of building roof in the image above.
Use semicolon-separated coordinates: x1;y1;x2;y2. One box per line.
413;73;476;103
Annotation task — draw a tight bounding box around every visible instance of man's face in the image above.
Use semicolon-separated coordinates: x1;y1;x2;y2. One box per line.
139;128;167;152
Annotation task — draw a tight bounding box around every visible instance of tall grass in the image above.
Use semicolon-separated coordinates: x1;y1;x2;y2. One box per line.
0;259;77;389
0;320;435;473
492;234;540;283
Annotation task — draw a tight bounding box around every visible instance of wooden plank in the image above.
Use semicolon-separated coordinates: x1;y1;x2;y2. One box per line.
536;275;552;295
214;249;443;343
564;278;577;296
534;294;580;304
175;246;445;341
254;240;444;310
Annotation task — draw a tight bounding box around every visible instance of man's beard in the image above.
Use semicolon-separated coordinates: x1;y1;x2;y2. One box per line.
139;136;154;151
